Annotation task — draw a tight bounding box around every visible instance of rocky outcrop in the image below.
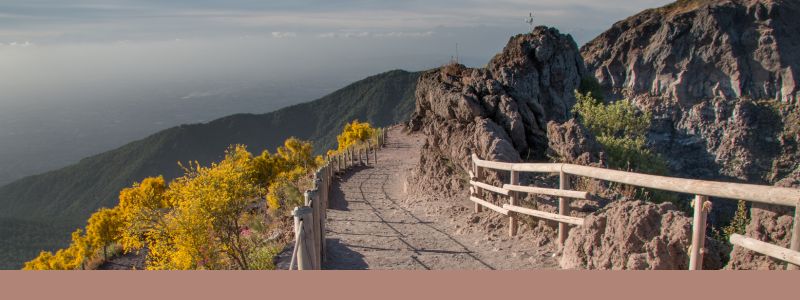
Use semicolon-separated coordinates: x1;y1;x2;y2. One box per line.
546;119;605;166
725;173;798;269
583;0;799;104
581;0;800;184
409;26;586;190
561;200;727;270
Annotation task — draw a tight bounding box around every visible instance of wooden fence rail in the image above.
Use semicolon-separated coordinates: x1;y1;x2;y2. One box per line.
289;127;387;270
469;154;800;270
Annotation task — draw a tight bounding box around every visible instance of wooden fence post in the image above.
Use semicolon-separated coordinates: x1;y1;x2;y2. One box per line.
351;148;356;166
332;155;337;173
373;140;378;164
689;195;709;270
473;160;484;213
509;170;519;236
366;141;371;165
558;171;571;247
292;206;313;270
320;172;328;262
304;190;320;269
788;202;800;270
348;148;353;167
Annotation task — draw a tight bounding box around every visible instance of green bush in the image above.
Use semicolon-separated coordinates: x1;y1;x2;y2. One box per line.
572;91;679;207
572;92;666;172
712;200;749;243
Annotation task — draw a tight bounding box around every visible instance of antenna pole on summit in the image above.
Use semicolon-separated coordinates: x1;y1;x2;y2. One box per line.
455;43;459;64
526;12;535;31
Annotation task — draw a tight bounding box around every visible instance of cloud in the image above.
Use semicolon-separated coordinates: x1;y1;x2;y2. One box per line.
271;31;297;38
0;0;674;45
315;31;433;39
7;41;34;47
372;31;434;38
315;31;369;38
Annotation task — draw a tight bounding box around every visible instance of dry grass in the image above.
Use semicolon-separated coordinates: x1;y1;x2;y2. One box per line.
85;243;124;269
657;0;715;15
441;60;465;79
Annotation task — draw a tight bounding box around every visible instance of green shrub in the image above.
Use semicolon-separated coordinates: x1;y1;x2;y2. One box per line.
572;91;680;207
247;245;281;270
712;200;749;243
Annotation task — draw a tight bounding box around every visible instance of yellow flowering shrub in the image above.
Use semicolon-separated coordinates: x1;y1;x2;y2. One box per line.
336;120;376;152
25;134;333;270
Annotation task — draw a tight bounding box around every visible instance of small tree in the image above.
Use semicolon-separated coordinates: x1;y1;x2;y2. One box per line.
117;176;169;252
85;207;123;260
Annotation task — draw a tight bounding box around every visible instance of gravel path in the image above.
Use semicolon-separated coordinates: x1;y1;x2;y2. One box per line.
324;126;559;270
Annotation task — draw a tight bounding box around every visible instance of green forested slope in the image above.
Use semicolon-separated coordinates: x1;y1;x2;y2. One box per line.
0;69;419;269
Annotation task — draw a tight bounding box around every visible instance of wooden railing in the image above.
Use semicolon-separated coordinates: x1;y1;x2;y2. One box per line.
289;128;387;270
470;154;800;270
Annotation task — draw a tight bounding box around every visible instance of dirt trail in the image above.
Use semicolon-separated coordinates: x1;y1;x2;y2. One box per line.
324;126;559;270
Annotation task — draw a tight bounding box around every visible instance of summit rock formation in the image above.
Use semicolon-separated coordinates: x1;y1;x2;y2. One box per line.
409;26;587;193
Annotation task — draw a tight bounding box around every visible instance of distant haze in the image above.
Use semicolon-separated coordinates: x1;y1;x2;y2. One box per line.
0;0;672;185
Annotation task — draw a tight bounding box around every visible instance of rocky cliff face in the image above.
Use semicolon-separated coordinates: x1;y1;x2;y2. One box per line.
408;1;799;270
581;0;799;183
408;26;586;194
580;0;800;270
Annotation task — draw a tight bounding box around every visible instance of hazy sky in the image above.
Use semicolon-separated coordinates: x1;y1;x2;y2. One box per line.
0;0;674;184
0;0;675;99
1;0;673;44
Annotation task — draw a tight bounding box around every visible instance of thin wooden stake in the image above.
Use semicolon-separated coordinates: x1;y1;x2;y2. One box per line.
373;141;378;164
788;202;800;270
509;170;519;236
366;141;371;165
473;161;484;213
558;171;571;246
689;195;709;270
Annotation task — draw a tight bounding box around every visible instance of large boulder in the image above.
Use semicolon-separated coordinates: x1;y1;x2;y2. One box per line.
561;200;726;270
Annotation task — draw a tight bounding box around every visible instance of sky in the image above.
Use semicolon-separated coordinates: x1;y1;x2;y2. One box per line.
0;0;675;107
0;0;674;184
0;0;673;46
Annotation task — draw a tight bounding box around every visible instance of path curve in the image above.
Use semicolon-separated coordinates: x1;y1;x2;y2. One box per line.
324;126;559;270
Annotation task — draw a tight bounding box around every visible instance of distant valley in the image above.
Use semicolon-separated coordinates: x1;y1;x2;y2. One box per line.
0;69;420;269
0;79;340;186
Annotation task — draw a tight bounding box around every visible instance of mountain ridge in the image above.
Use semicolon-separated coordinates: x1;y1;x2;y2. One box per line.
0;69;420;269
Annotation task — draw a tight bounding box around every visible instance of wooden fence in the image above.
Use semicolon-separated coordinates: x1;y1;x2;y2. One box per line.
470;154;800;270
288;128;387;270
